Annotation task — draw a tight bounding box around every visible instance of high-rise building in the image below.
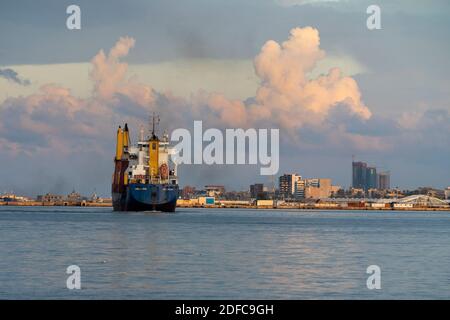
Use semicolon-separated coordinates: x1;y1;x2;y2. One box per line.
377;171;390;190
366;167;377;190
279;174;299;198
294;179;306;199
352;161;367;190
353;160;389;191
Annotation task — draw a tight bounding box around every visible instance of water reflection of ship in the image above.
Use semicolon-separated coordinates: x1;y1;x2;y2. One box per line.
112;115;179;212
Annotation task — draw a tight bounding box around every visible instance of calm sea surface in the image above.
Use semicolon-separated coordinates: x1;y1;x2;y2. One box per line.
0;206;449;299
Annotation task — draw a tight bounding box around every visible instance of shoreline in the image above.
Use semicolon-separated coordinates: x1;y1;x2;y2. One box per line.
1;201;449;211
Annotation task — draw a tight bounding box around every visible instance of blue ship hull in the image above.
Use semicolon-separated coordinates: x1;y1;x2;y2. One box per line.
112;183;179;212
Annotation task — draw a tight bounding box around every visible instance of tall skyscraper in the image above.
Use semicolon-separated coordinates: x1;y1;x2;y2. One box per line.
366;167;377;190
352;161;367;190
377;171;391;190
353;160;389;191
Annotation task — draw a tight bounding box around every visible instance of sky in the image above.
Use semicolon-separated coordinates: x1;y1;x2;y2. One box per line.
0;0;449;196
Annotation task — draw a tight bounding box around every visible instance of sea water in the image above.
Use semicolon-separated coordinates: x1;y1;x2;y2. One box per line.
0;206;449;299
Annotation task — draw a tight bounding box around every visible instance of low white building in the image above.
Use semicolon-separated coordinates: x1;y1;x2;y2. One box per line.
393;203;414;208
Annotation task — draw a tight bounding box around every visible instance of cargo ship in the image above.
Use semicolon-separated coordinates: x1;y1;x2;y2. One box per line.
112;116;179;212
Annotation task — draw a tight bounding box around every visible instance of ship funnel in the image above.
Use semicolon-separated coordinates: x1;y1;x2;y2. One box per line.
148;133;159;179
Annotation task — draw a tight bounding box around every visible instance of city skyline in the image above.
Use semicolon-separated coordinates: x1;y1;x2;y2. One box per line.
1;0;449;196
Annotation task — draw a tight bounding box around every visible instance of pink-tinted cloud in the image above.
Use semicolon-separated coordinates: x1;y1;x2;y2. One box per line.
248;27;371;133
90;36;156;108
90;36;135;100
0;37;159;156
184;27;375;149
177;27;373;144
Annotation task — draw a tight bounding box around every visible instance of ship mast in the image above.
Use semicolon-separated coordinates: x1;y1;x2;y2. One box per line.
150;112;160;140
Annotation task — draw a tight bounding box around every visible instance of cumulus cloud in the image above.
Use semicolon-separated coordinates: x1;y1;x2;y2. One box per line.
0;68;31;86
0;28;376;156
249;27;371;130
187;27;373;150
0;37;144;156
90;36;135;99
0;84;103;154
0;37;162;159
90;36;156;107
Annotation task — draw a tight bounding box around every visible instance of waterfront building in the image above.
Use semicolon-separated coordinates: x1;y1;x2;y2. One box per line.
0;193;31;202
37;193;64;203
294;178;306;199
250;183;264;199
67;189;82;203
279;174;299;199
445;187;450;200
222;190;251;201
256;199;274;208
294;177;334;199
181;185;196;199
204;185;225;197
198;196;215;205
304;178;332;199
